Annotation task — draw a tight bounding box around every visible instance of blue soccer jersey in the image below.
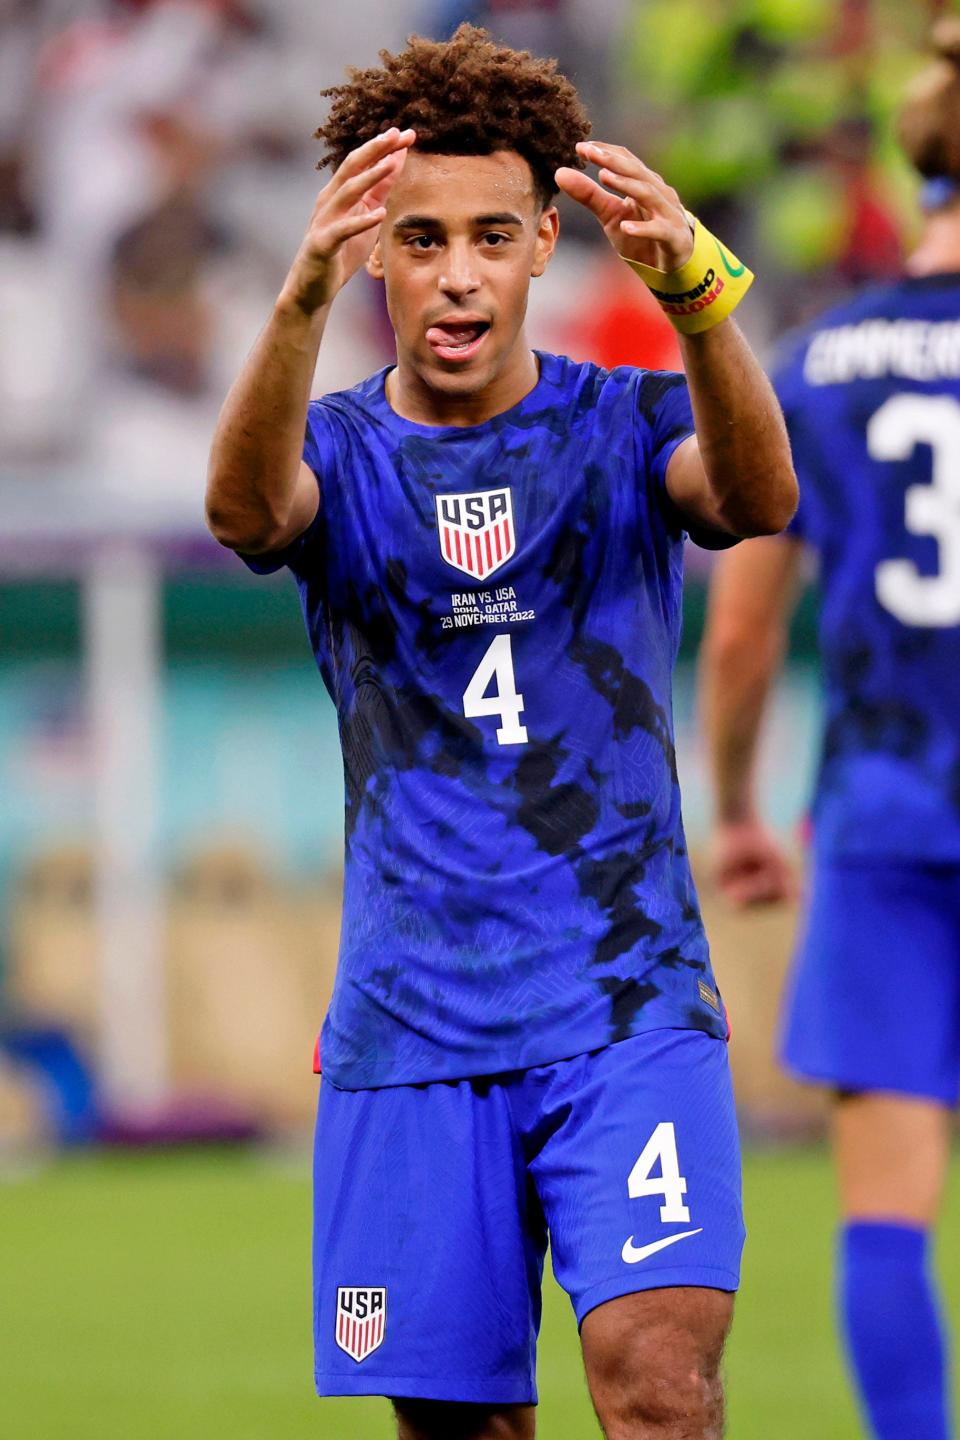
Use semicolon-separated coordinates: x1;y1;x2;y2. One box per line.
775;274;960;863
244;351;727;1088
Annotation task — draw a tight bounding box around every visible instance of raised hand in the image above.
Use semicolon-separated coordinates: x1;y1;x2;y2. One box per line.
556;140;694;274
282;127;416;315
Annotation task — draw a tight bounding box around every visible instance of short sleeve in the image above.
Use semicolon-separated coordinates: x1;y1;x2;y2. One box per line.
637;370;696;492
238;401;333;576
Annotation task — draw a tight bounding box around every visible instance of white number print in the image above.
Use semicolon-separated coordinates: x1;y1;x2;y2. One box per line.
627;1121;691;1222
871;393;960;627
462;633;528;745
621;1122;702;1266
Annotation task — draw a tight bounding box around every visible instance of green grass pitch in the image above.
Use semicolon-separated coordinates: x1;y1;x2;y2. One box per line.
6;1145;960;1438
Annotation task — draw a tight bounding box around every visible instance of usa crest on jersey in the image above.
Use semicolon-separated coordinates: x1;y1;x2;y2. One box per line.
335;1287;386;1362
436;487;515;580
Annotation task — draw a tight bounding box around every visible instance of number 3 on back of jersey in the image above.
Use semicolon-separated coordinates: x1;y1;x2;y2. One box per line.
463;633;528;745
872;393;960;627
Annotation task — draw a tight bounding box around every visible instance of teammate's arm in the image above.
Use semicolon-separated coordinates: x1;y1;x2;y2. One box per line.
556;143;797;538
699;535;804;905
206;128;415;555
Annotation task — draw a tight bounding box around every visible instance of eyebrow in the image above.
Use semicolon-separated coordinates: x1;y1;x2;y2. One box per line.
392;211;525;231
474;213;525;227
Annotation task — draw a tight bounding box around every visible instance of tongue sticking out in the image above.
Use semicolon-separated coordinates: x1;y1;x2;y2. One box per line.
426;322;487;351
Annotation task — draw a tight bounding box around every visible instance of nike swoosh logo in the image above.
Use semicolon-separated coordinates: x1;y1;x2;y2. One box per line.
715;240;746;278
621;1227;703;1265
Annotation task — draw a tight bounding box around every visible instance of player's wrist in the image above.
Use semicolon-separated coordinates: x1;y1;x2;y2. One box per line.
273;286;333;330
714;801;762;830
623;215;753;335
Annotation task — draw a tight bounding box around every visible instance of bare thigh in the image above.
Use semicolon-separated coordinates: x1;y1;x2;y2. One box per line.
580;1286;735;1440
833;1091;951;1225
392;1400;536;1440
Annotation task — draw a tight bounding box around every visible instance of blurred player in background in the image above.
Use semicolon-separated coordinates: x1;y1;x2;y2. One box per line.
701;22;960;1440
206;25;796;1438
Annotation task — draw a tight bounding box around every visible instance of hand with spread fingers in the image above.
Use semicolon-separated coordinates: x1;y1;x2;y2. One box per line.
283;126;416;316
556;141;693;273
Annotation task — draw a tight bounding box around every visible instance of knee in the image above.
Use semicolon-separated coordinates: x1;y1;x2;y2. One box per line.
595;1347;724;1438
582;1289;732;1439
392;1399;535;1440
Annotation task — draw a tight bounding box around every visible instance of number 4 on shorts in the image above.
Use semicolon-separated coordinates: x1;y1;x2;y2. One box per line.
628;1121;691;1223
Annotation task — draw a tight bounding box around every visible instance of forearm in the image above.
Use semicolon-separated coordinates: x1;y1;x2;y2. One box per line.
206;127;413;553
700;621;785;824
678;319;797;537
553;143;797;537
205;297;328;550
700;539;800;822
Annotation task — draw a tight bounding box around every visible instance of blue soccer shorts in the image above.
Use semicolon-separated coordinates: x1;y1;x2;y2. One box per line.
312;1028;744;1404
781;856;960;1104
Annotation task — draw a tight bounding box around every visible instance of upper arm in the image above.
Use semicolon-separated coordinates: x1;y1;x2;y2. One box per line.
632;371;737;546
241;461;320;557
288;459;322;542
236;460;323;576
664;435;738;540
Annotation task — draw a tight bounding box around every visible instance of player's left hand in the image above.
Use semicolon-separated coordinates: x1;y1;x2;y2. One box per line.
556;142;694;273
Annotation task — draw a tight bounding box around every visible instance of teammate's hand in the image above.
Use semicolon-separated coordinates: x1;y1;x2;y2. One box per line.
281;127;416;315
707;818;797;909
555;142;694;273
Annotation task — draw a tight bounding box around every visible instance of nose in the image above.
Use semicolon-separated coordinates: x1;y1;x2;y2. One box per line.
438;241;480;302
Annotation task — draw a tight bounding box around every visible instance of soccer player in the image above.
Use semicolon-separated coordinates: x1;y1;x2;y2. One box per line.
206;25;796;1439
700;22;960;1440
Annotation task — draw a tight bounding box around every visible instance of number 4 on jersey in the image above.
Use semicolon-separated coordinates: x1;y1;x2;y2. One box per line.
462;633;528;745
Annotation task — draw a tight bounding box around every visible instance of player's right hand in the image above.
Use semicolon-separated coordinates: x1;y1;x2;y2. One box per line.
280;127;416;315
707;817;797;908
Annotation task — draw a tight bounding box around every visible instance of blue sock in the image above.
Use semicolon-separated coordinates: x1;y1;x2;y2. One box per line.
840;1221;950;1440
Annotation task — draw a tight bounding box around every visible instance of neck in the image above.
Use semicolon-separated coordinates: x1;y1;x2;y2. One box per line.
905;206;960;277
386;341;540;427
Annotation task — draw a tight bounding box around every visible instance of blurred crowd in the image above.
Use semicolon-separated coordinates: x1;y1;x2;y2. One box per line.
0;0;944;513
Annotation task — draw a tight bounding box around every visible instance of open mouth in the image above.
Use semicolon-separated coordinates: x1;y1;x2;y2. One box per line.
425;320;491;363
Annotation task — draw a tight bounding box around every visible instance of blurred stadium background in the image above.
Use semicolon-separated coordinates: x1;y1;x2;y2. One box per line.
2;0;958;1436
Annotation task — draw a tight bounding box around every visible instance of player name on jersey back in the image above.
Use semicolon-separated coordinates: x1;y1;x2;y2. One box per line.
804;317;960;386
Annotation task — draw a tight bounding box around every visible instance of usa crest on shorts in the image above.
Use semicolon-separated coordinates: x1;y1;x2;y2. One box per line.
436;487;515;580
335;1287;386;1362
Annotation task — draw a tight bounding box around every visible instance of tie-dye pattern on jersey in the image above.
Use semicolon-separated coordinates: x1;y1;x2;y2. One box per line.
243;352;726;1089
776;274;960;862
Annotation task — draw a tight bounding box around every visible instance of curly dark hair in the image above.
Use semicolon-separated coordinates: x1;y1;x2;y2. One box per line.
315;23;590;206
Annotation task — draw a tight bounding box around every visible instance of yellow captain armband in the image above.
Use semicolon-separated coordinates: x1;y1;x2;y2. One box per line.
623;214;754;335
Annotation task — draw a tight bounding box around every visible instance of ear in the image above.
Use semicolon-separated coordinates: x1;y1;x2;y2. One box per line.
531;206;559;277
366;235;385;280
